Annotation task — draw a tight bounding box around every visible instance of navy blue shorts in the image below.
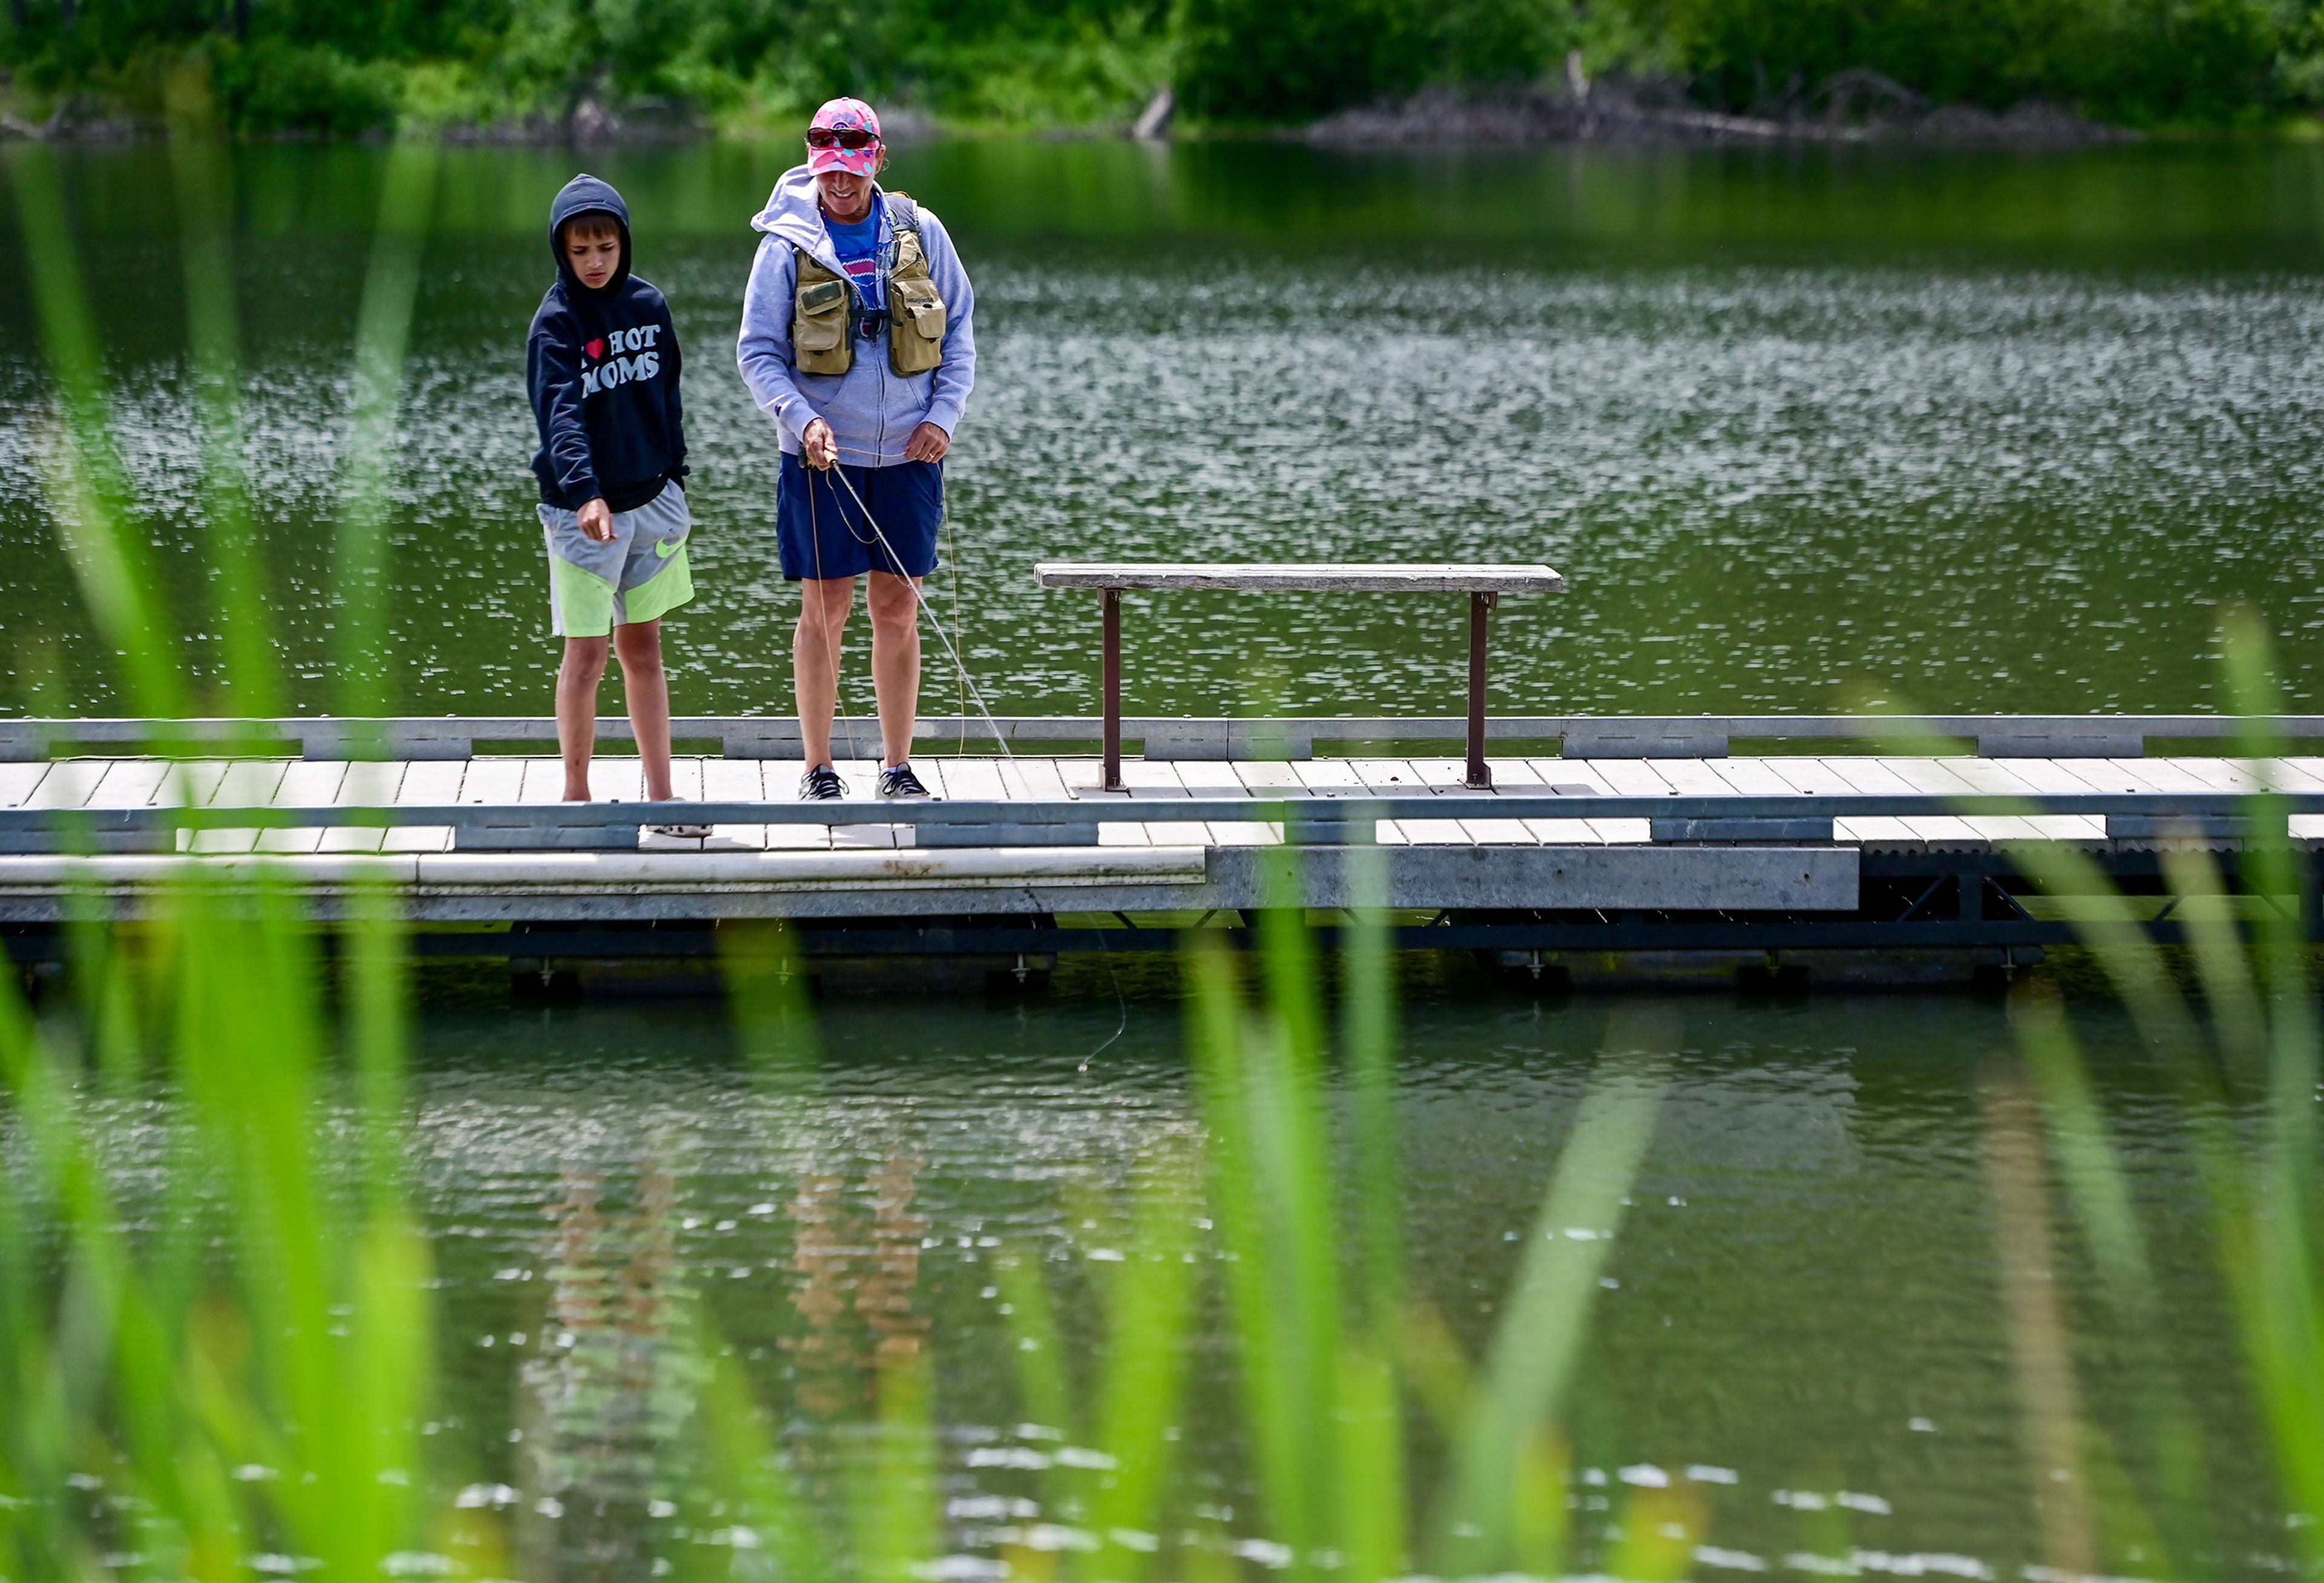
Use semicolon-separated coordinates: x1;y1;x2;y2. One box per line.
776;453;943;582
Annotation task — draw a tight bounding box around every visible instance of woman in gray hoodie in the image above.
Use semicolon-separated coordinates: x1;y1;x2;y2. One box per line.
736;97;978;802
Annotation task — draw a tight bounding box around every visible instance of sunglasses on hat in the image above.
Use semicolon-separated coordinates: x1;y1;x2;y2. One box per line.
806;127;880;150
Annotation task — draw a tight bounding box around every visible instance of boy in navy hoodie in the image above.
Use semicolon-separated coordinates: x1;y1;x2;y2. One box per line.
528;173;696;814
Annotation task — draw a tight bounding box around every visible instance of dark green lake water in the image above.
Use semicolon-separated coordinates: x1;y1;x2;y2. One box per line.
5;139;2324;718
393;985;2283;1579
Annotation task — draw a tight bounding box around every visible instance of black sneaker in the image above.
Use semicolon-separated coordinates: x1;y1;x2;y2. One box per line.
799;764;845;801
877;762;935;799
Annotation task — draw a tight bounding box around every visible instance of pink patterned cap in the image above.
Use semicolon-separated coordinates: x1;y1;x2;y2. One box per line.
807;97;884;177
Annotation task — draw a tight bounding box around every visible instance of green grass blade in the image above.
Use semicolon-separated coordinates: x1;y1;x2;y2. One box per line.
1083;1138;1203;1583
1250;857;1348;1578
10;142;187;719
1342;841;1403;1342
1333;1335;1405;1583
165;73;283;719
333;140;439;726
1187;936;1318;1577
2215;608;2324;1564
721;920;824;1090
2012;981;2216;1572
1255;847;1324;1081
1427;1009;1672;1578
1608;1483;1705;1581
850;1352;940;1583
995;1241;1078;1444
1857;707;2207;1061
2157;842;2267;1077
1983;1067;2098;1579
344;876;412;1216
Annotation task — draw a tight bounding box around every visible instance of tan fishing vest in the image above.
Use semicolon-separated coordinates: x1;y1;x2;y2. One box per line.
790;194;947;379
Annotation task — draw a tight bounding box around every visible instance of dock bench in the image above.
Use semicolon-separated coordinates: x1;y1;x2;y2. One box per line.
1034;562;1566;792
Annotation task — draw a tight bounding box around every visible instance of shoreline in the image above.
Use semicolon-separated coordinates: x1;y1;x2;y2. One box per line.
1299;81;2140;148
0;67;2170;150
0;119;2167;151
5;93;2279;151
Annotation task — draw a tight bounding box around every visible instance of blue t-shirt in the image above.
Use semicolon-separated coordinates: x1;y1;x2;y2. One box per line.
824;197;884;309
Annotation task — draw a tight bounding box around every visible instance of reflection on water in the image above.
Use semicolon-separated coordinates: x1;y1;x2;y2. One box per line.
386;989;2288;1580
5;140;2324;716
788;1150;930;1412
519;1161;698;1579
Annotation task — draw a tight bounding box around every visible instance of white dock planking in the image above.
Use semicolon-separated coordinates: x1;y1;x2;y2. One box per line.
3;753;2322;853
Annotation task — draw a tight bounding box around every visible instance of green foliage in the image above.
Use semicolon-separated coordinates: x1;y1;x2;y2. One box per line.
211;39;405;136
1170;0;1413;120
2081;0;2280;124
3;0;1174;133
1173;0;2299;125
1653;0;2280;122
4;0;2316;129
1169;0;1577;119
915;15;1172;127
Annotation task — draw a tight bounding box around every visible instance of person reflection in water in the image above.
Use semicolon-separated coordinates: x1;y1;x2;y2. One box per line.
786;1150;930;1414
519;1162;690;1581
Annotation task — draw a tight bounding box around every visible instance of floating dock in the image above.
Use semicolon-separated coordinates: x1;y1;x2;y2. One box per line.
2;715;2321;991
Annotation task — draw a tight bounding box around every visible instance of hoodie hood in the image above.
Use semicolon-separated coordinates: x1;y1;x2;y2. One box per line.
550;173;632;295
749;165;865;270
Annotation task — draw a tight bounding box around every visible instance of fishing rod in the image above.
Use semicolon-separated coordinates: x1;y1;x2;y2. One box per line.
811;445;1129;1068
816;442;1031;796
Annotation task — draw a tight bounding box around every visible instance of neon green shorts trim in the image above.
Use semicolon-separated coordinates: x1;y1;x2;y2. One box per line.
537;480;696;637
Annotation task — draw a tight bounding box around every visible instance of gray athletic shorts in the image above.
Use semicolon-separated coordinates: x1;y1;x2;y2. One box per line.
537;480;695;637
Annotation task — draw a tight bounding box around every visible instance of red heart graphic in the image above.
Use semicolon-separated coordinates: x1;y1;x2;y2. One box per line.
584;338;605;361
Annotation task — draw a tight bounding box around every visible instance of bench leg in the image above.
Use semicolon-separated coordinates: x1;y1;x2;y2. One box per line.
1466;591;1495;790
1102;588;1123;793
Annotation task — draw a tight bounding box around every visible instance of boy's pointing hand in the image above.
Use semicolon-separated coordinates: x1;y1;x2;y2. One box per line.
577;498;615;543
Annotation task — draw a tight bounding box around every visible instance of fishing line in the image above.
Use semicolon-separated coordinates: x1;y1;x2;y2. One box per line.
826;446;1027;792
804;459;862;771
1078;929;1129;1075
822;450;1131;1072
945;502;968;759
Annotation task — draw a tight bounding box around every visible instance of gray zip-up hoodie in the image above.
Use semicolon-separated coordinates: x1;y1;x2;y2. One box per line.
736;166;977;468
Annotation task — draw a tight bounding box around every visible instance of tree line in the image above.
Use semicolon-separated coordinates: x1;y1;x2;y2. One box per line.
11;0;2314;135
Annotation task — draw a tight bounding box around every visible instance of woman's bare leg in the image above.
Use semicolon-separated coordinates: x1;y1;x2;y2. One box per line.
866;571;924;767
794;577;858;768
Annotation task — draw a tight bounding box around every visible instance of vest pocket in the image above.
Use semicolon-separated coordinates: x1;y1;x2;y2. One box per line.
793;269;854;376
887;277;946;375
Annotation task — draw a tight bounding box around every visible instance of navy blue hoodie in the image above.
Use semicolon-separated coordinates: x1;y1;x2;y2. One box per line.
527;174;687;513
